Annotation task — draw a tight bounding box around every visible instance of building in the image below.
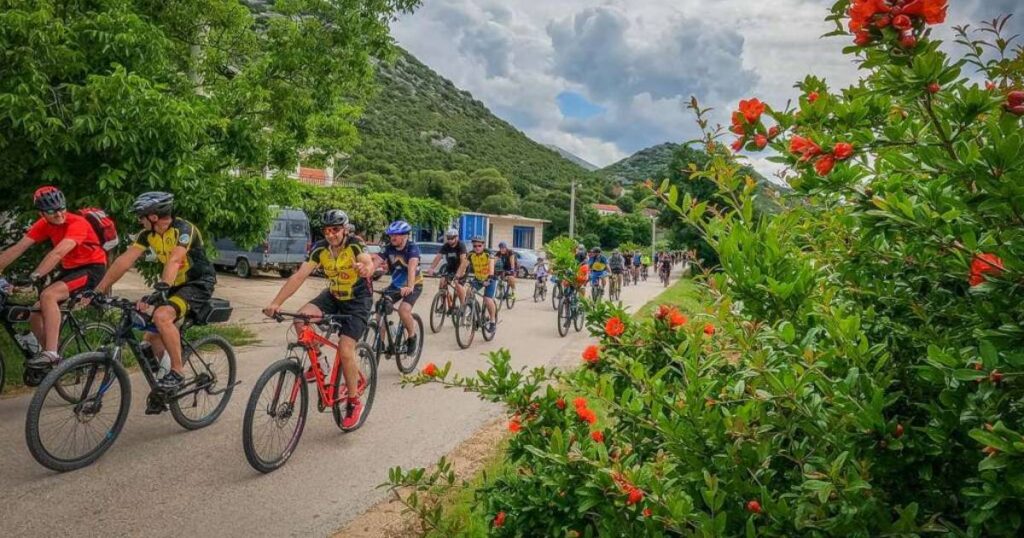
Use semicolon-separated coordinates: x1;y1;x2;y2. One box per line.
454;212;548;250
592;203;623;216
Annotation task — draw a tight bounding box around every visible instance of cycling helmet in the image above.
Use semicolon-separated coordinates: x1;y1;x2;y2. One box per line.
471;235;485;243
445;228;459;239
33;186;66;211
591;247;602;254
498;241;508;248
385;220;412;236
321;209;349;227
132;191;174;216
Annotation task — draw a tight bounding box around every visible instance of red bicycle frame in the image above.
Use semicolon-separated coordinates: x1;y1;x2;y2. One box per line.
288;322;366;408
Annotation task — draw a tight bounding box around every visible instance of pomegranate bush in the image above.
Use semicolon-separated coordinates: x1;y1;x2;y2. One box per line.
389;1;1024;535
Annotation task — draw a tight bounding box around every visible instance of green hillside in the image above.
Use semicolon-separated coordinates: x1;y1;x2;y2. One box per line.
598;142;680;184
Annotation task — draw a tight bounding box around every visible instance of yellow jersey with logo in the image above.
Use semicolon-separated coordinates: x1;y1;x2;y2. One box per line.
308;239;369;301
132;218;216;286
467;251;492;281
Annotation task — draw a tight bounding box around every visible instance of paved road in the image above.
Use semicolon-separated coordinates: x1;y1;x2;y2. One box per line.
0;270;670;537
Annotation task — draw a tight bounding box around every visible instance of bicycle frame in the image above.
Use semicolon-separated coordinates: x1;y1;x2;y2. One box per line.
0;290;108;363
290;324;350;408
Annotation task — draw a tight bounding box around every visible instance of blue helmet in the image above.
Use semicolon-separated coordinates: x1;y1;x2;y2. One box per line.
385;220;412;236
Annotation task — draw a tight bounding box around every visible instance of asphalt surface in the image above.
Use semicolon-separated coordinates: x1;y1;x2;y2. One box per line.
0;269;671;537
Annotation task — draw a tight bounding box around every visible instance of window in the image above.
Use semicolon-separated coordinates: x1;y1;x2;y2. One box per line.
513;226;535;249
288;221;306;236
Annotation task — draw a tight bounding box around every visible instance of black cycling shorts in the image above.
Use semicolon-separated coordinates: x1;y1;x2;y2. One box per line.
611;268;624;274
308;289;372;340
384;285;423;307
167;281;214;321
54;264;105;297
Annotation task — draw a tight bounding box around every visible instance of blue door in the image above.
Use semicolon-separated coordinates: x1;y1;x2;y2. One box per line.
513;226;535;249
459;214;488;241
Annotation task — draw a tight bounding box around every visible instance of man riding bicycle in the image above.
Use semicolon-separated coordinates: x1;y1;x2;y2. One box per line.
428;228;468;307
93;192;216;393
587;247;609;292
0;186;108;367
608;249;625;288
495;242;518;299
574;244;587;264
375;220;423;352
263;209;374;429
465;236;497;333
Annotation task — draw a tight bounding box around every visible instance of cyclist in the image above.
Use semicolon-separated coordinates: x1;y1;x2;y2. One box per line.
466;236;497;333
641;252;652;278
494;242;518;299
262;209;374;429
622;249;633;284
0;186;108;367
534;256;549;282
608;249;625;290
658;251;673;280
428;228;468;306
93;192;216;393
574;244;587;264
376;220;423;352
587;247;609;294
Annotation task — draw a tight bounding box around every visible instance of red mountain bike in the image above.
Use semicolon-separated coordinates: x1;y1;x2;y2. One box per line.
242;312;377;473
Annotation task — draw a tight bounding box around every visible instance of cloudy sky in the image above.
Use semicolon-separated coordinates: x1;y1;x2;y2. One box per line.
391;0;1020;174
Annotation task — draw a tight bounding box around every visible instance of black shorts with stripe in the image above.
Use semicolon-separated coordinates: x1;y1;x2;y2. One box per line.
308;290;372;340
54;264;105;297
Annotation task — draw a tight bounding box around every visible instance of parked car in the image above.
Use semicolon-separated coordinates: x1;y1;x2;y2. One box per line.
415;242;443;275
213;207;311;278
513;248;540;278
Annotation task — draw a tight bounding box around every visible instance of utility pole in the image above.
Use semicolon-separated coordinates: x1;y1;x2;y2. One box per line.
651;215;656;260
569;180;577;239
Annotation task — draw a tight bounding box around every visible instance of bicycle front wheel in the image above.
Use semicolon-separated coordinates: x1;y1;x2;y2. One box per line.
551;284;562;310
557;297;571;337
429;292;447;333
573;303;585;332
396;314;423;374
170;335;237;430
333;342;377;432
242;359;307;474
26;352;131;472
455;302;476;349
481;302;496;342
56;322;116;404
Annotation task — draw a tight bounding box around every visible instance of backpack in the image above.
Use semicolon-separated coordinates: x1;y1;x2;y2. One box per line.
77;208;119;252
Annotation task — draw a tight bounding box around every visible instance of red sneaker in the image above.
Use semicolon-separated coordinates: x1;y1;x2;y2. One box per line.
341;398;363;429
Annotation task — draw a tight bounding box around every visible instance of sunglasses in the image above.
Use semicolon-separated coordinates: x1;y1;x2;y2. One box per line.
472;243;484;248
42;208;66;216
323;226;345;235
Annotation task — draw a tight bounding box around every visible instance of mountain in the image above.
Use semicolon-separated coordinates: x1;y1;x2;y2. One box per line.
346;49;596;192
545;145;599;171
598;142;680;184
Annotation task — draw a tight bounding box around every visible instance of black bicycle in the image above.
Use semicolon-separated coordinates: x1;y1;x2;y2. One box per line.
25;294;237;472
0;277;117;395
556;285;585;337
454;278;498;349
590;277;606;302
495;272;516;311
551;277;563;310
362;289;423;374
428;276;462;333
533;276;547;303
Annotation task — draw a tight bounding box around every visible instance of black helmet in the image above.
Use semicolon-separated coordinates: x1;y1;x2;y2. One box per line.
33;186;66;211
132;191;174;216
471;235;485;243
590;247;602;254
321;209;349;227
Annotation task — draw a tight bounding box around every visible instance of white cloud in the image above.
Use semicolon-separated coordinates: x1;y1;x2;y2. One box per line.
392;0;1020;174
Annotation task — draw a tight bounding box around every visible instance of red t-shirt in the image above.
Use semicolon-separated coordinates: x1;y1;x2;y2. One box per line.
26;214;108;269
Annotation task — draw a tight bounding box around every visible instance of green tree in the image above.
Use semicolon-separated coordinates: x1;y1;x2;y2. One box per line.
0;0;421;246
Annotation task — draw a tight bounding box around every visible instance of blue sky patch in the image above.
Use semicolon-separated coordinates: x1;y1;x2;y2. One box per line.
556;91;605;119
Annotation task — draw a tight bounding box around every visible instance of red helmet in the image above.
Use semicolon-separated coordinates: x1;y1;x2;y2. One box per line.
33;186;66;211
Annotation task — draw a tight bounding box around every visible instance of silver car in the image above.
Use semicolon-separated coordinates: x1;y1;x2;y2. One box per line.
513;248;540;278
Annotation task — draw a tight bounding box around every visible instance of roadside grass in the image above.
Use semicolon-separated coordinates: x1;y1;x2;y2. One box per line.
422;276;707;535
1;321;258;394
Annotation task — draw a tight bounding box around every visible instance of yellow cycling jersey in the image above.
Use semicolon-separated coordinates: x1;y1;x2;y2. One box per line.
467;251;492;281
308;239;369;301
132;218;215;286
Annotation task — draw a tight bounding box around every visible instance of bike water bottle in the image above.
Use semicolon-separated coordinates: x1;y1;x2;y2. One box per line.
15;332;41;355
139;342;158;373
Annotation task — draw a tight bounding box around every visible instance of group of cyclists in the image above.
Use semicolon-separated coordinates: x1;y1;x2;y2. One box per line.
0;185;683;471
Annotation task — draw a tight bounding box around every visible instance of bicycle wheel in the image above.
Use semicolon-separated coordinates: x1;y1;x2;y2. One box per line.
505;284;516;309
573;302;585;332
333;342;377;432
170;335;237;430
242;359;308;473
396;314;423;374
454;301;476;349
551;283;562;310
481;302;496;342
26;352;131;472
495;282;505;313
56;322;116;404
557;297;571;337
429;292;447;333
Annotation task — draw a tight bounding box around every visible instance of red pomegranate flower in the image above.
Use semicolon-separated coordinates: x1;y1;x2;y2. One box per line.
605;316;625;337
590;430;604;443
668;310;688;328
833;142;854;160
738;98;766;124
626;487;644;505
892;14;912;30
746;499;762;514
902;0;948;25
577;407;597;424
768;125;780;139
508;418;522;433
422;363;438;377
556;398;566;410
814;154;836;176
582;345;600;364
754;134;768;149
789;135;821;161
493;511;506;528
703;323;716;336
731;137;745;152
1005;90;1024;116
807;91;819;103
969;253;1005;286
574;397;588;410
643;508;652;517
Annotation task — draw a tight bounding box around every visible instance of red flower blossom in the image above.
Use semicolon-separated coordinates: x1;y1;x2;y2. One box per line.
814;154;836;176
731;137;745;153
990;370;1004;383
898;31;918;49
655;304;673;319
556;398;566;410
590;430;604;443
493;511;506;527
422;363;438;377
738;98;766;124
969;253;1005;286
643;507;652;517
985;81;996;91
768;125;780;139
605;316;625;337
848;0;886;34
1006;90;1024;116
833;142;854;160
574;397;588;410
668;310;688;328
626;487;644;505
807;91;819;103
789;135;821;161
746;499;762;514
754;134;768;149
892;14;912;30
582;345;600;364
577;407;597;424
703;323;716;336
927;82;940;94
901;0;948;25
853;31;873;46
508;418;522;433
